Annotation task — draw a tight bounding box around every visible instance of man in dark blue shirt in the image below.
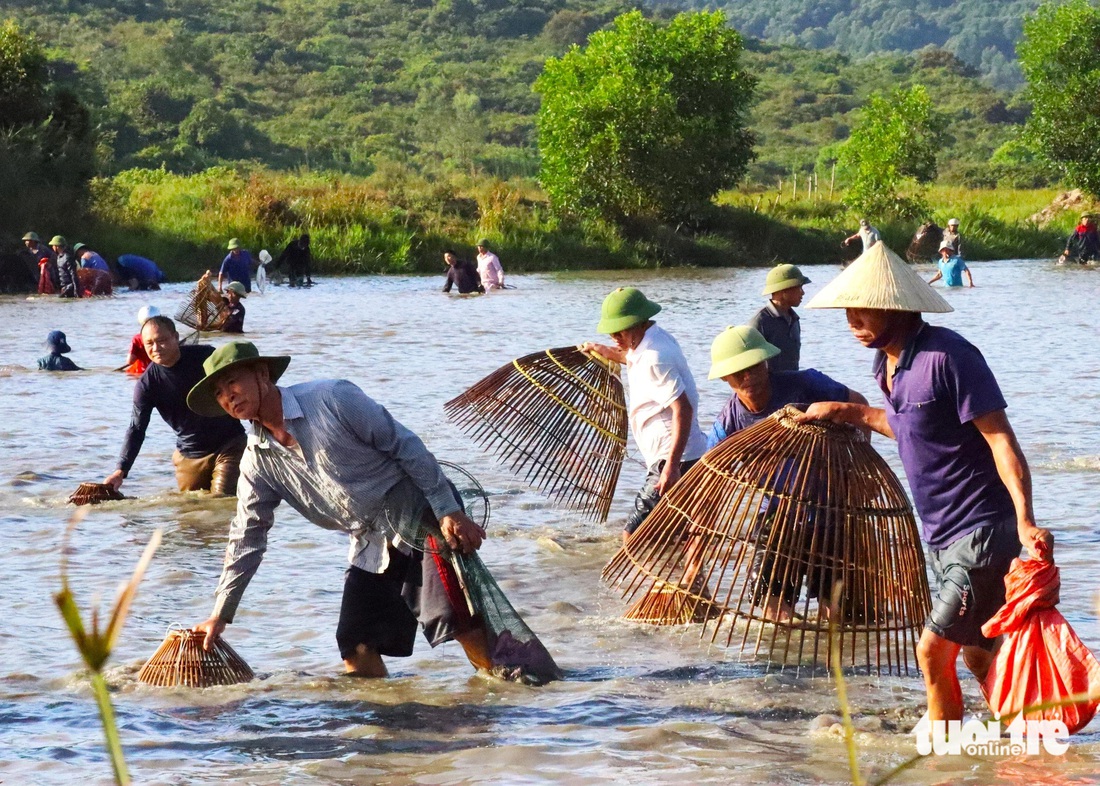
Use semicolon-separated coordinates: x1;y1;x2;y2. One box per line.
705;325;867;621
746;264;810;373
706;326;865;448
218;238;253;293
441;250;483;294
103;316;246;496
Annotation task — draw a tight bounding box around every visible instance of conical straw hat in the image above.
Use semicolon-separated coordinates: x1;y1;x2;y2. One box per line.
807;241;953;313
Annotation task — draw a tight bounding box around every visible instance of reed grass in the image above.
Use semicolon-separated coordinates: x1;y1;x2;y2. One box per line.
74;164;1081;280
54;510;162;785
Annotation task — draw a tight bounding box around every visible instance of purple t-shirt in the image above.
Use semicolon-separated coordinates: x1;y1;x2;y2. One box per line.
707;368;849;448
874;324;1014;549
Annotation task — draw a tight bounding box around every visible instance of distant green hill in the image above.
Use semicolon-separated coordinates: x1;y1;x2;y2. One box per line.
13;0;1034;186
660;0;1043;88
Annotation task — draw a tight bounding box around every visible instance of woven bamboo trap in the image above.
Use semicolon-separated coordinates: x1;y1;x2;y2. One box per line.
175;278;227;332
602;406;932;676
138;628;254;687
444;346;627;522
68;482;126;505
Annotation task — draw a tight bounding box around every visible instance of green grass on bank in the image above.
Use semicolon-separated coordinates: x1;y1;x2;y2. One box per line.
82;167;1079;281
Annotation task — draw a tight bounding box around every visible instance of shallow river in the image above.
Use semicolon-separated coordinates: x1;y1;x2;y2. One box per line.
2;260;1100;785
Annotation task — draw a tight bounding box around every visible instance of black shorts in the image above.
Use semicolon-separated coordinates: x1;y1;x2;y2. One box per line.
335;545;473;660
925;520;1020;650
624;459;698;535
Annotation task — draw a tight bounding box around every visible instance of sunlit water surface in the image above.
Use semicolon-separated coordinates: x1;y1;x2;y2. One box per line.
2;260;1099;784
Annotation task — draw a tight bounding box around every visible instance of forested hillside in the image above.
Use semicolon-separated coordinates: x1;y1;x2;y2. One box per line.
663;0;1042;88
16;0;1032;186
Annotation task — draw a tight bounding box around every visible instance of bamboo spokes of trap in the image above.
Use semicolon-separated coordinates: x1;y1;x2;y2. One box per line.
444;346;627;522
137;628;254;688
603;406;932;677
175;276;227;332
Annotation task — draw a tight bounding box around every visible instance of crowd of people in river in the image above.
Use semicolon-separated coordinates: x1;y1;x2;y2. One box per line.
19;216;1071;729
582;244;1052;724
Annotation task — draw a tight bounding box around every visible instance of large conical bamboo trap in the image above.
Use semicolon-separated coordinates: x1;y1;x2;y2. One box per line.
137;628;254;687
175;278;227;332
602;406;932;676
444;346;627;522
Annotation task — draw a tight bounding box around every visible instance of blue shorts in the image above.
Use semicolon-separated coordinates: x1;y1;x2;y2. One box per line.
925;521;1020;649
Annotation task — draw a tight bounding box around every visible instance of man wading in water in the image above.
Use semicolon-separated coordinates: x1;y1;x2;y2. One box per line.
186;342;495;677
796;243;1053;724
103;315;246;496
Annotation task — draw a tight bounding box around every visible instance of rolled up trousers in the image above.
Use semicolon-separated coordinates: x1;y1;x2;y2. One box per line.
171;434;247;497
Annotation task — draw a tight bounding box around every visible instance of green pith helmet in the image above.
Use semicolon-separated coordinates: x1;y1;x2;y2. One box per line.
73;242;86;253
596;287;662;334
22;232;40;242
708;326;780;380
49;235;67;247
477;238;490;248
226;281;247;298
187;341;291;417
227;237;241;250
762;263;810;296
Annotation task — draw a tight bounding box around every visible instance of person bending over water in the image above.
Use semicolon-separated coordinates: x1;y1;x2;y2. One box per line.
103;315;246;496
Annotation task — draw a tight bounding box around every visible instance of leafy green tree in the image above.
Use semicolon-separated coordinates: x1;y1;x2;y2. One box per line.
534;10;756;223
0;20;49;128
1018;0;1100;198
0;20;97;237
836;84;947;218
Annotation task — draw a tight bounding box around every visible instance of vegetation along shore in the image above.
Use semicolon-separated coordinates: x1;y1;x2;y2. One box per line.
3;0;1098;278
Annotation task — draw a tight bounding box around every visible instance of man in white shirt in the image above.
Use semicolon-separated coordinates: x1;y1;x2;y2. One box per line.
844;218;881;253
476;239;505;291
583;287;707;543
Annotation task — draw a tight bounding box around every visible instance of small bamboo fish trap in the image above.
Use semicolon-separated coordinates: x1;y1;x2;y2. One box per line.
603;406;931;676
175;279;226;331
68;482;125;505
444;346;627;522
138;628;254;687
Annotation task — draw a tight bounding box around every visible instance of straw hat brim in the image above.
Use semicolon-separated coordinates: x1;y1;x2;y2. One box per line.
806;242;953;313
187;356;290;417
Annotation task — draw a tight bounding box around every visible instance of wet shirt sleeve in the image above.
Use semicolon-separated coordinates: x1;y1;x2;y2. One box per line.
707;398;734;450
118;376;155;475
212;453;281;622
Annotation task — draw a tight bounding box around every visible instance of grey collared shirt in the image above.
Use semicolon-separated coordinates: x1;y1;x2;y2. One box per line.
212;379;461;622
747;302;801;372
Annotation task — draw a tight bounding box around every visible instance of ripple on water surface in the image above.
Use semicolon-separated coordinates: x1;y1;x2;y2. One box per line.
2;263;1100;784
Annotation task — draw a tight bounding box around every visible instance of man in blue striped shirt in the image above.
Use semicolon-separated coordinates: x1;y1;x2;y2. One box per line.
186;342;492;678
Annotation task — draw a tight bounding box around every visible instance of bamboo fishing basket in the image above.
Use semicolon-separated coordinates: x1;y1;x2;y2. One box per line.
603;406;931;676
138;628;254;687
444;346;627;522
175;278;227;331
68;482;125;505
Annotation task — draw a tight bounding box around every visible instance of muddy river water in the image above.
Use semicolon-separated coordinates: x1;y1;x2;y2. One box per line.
2;260;1099;784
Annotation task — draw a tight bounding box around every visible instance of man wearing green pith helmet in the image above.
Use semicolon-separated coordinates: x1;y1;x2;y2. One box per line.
583;288;707;543
747;264;810;373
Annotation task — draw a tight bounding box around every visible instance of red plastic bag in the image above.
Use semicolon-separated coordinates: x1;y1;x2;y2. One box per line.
981;558;1100;734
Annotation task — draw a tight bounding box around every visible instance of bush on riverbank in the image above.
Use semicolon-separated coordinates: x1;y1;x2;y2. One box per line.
82;167;1076;281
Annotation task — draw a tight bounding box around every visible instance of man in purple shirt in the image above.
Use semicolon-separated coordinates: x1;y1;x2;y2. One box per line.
799;242;1053;725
